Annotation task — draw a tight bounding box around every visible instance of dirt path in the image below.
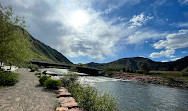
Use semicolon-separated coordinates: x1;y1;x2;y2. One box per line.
0;68;57;111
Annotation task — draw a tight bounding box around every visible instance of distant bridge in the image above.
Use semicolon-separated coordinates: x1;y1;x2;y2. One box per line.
30;60;105;76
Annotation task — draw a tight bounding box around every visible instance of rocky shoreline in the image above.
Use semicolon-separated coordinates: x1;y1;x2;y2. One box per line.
111;73;188;89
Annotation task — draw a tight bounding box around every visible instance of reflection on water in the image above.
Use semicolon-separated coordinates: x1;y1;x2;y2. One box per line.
41;68;188;111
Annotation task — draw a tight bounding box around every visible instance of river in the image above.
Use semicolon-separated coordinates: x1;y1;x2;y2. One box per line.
41;68;188;111
80;76;188;111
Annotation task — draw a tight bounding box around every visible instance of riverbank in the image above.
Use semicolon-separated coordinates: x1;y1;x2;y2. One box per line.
38;68;188;111
110;73;188;89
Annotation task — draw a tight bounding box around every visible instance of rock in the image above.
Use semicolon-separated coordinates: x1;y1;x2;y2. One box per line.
59;97;78;108
56;107;83;111
56;107;68;111
56;87;68;93
57;88;71;97
61;102;78;108
69;108;83;111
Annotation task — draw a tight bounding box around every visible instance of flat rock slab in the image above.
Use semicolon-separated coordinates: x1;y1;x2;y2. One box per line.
58;97;78;108
56;107;68;111
57;88;71;97
56;107;83;111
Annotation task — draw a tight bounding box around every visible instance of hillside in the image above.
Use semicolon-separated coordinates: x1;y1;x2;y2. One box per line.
87;56;188;71
20;28;72;64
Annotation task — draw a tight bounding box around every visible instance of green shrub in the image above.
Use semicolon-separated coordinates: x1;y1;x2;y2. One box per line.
35;72;42;78
66;83;117;111
60;74;117;111
44;79;62;89
60;73;78;87
0;70;18;86
30;67;38;72
35;72;41;76
39;75;50;85
28;64;38;72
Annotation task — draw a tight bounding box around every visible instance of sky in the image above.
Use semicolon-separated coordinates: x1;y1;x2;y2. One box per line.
1;0;188;63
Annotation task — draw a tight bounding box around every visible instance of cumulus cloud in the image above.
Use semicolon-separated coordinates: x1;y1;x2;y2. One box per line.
153;30;188;49
150;49;175;58
1;0;168;60
125;30;166;44
2;0;128;59
150;30;188;58
129;13;153;28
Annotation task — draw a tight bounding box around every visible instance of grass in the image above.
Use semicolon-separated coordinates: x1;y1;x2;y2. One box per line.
35;72;42;78
149;71;188;83
150;71;182;77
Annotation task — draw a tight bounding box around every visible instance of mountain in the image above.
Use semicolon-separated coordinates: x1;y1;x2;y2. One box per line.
87;56;188;71
20;28;72;64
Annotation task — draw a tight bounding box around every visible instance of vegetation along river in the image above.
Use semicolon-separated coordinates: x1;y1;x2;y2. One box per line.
42;68;188;111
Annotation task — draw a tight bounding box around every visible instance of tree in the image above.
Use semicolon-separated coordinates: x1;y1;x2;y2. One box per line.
0;4;31;67
141;63;149;74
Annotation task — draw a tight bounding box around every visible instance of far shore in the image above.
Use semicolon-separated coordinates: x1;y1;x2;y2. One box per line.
110;73;188;89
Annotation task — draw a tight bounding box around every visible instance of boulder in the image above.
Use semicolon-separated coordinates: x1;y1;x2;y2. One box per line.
59;97;78;108
56;107;68;111
57;88;71;97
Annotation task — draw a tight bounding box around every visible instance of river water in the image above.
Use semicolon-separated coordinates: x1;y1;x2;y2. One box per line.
80;76;188;111
41;68;188;111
